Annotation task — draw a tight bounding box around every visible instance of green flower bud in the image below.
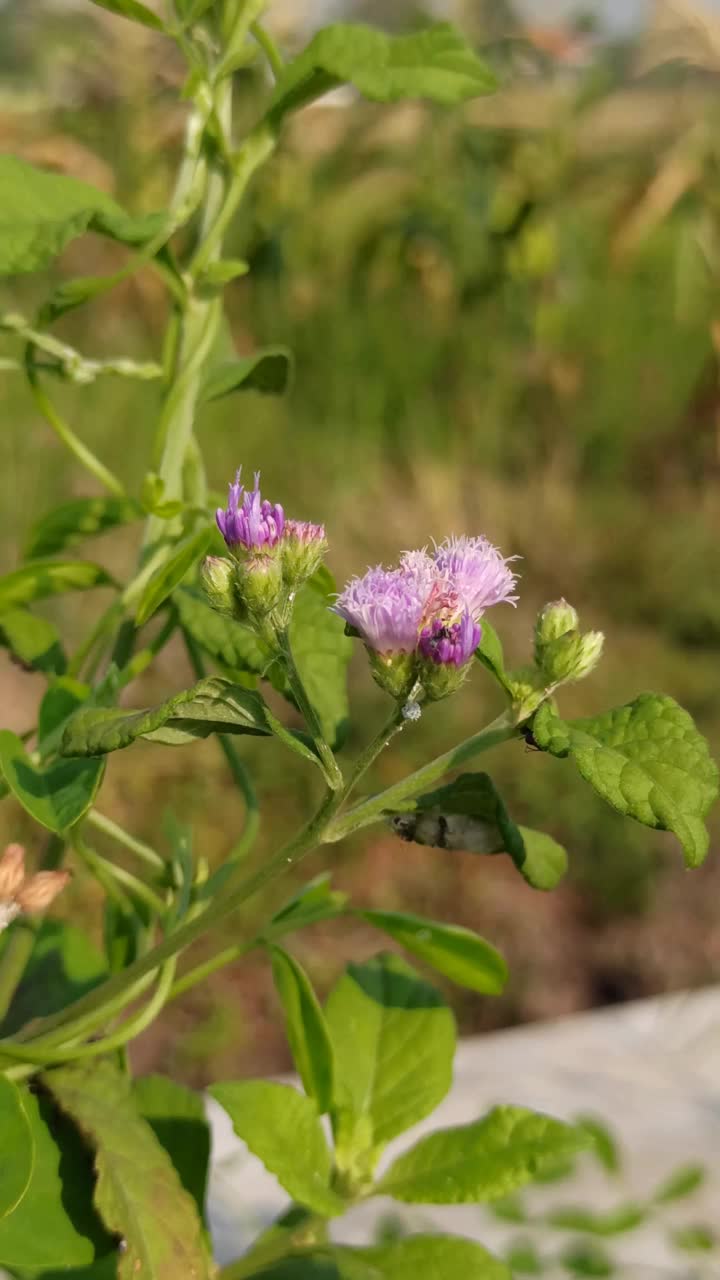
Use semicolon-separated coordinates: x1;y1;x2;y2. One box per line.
508;664;547;719
200;556;236;615
368;649;418;701
235;554;284;623
539;629;605;686
417;656;474;703
534;598;579;660
281;520;328;589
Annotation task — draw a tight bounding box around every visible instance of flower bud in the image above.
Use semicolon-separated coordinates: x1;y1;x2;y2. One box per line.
281;520;327;588
0;843;26;901
368;650;418;701
539;629;605;686
534;598;579;659
16;870;71;915
235;554;284;623
418;658;474;702
508;664;547;718
200;556;236;615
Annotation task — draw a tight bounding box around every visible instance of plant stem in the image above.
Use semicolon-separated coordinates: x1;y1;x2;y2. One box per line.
323;710;519;843
276;628;343;791
251;20;285;78
86;810;166;872
168;939;255;1002
24;360;126;497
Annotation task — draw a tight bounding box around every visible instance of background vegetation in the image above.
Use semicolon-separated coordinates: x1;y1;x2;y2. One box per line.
1;0;719;1082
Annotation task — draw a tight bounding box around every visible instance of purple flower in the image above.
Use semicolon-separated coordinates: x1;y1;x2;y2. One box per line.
332;557;436;655
216;470;285;553
433;535;518;618
419;611;481;667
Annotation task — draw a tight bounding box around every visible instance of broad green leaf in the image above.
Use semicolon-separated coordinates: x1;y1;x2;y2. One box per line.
240;1236;510;1280
546;1203;646;1236
359;910;507;995
133;1076;210;1221
0;607;66;675
269;944;335;1114
0;919;107;1037
209;1081;345;1217
268;22;497;122
575;1115;620;1176
271;873;348;933
0;729;104;833
135;528;213;626
38;678;91;750
47;1060;212;1280
532;695;719;867
0;1089;112;1270
0;1077;34;1218
324;954;455;1148
0;157;166;276
378;1106;589;1203
0;560;114;611
475;619;513;695
653;1162;706;1204
271;569;352;749
87;0;166;28
199;347;293;402
25;497;142;559
389;773;568;890
175;587;271;676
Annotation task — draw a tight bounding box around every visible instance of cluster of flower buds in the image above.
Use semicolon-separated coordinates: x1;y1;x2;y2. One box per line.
333;536;518;703
206;470;328;629
0;843;70;933
508;598;604;718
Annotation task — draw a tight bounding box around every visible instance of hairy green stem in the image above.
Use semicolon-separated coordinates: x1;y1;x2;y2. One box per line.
277;627;343;791
24;360;126;497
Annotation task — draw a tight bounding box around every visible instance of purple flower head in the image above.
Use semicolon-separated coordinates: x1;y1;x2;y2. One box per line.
433;535;518;619
419;611;481;667
332;556;436;655
216;469;285;554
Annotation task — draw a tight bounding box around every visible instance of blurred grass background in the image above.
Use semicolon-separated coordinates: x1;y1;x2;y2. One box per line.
1;0;719;1082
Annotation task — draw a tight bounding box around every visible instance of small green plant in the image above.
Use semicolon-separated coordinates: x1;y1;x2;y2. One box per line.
0;2;717;1276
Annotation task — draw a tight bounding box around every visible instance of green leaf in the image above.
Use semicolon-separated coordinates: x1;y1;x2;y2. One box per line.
135;528;213;626
0;607;66;675
234;1206;326;1279
271;873;348;933
653;1162;706;1204
87;0;166;28
199;258;249;288
209;1081;345;1217
0;157;166;276
0;729;104;833
271;569;352;749
475;620;513;696
389;773;568;890
532;695;719;867
546;1203;646;1236
0;1077;34;1219
575;1115;620;1176
25;497;142;559
378;1106;589;1203
0;919;107;1037
359;909;507;995
269;944;335;1114
175;587;271;677
505;1238;543;1275
38;678;91;750
561;1241;614;1277
324;954;455;1149
268;22;497;122
671;1224;716;1253
133;1076;210;1222
0;560;114;610
239;1237;510;1280
199;347;293;402
47;1060;212;1280
0;1089;112;1271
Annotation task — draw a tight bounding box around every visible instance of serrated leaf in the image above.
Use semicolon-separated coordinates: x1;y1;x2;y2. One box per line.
389;773;567;890
269;945;335;1114
475;619;513;695
135;528;212;626
0;560;114;610
0;1077;34;1219
378;1106;589;1203
532;695;719;867
359;909;507;995
209;1081;345;1217
248;1236;511;1280
0;729;104;833
0;156;166;276
0;919;107;1037
175;586;271;676
133;1076;210;1221
325;954;455;1149
268;22;497;122
47;1060;212;1280
88;0;165;29
271;873;348;933
271;569;352;749
0;607;66;675
199;347;293;402
0;1089;112;1271
653;1162;706;1204
25;497;142;559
